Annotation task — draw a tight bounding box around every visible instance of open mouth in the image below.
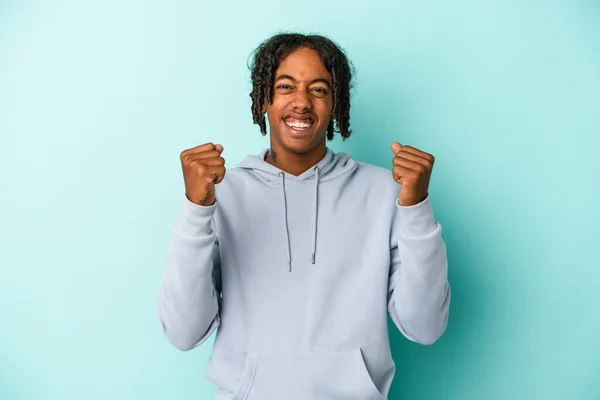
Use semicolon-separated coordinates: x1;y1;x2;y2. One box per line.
284;116;315;133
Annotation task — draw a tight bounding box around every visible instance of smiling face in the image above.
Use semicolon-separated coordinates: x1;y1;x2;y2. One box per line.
264;47;334;157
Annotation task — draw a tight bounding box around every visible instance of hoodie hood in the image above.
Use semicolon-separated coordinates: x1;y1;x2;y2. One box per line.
236;147;357;184
236;147;357;271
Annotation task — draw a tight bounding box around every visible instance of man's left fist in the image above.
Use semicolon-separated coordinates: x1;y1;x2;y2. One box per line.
391;142;434;206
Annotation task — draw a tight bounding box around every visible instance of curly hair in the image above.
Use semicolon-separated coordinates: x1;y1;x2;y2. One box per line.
248;32;355;141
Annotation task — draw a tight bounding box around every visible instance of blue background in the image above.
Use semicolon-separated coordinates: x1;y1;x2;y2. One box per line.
1;0;599;398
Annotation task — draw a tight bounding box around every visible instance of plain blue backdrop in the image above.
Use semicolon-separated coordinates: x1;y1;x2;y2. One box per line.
1;0;599;399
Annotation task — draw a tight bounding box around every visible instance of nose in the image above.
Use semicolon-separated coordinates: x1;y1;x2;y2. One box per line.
291;88;312;111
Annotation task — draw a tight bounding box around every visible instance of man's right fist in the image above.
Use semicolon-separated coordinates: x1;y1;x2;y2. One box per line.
180;143;226;206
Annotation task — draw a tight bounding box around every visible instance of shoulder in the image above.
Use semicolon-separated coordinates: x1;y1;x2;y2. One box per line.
214;167;253;194
352;160;400;198
221;166;252;182
354;161;396;186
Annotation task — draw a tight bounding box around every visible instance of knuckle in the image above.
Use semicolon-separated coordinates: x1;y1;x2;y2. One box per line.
194;163;206;173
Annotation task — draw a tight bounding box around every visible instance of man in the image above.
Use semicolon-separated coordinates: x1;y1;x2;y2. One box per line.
157;33;450;400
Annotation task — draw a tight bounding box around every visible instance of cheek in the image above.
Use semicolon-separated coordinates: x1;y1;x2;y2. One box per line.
267;98;287;118
316;100;334;123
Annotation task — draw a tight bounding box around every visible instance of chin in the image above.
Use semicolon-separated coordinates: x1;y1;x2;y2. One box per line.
280;134;325;154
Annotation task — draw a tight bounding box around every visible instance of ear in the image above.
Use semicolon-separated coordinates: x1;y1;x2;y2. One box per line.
261;103;267;114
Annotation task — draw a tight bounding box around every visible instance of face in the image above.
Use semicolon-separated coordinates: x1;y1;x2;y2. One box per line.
264;47;334;155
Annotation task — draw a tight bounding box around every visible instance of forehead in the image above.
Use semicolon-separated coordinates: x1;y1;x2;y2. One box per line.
276;47;331;80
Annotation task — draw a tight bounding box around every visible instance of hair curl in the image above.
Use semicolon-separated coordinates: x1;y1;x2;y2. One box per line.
248;32;355;141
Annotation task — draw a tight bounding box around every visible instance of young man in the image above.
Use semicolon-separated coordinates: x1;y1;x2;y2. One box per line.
157;33;450;400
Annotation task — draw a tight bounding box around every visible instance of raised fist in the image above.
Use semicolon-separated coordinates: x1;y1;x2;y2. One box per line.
180;143;226;206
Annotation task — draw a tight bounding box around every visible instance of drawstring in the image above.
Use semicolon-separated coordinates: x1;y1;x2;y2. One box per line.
279;171;292;272
312;166;320;264
279;166;320;271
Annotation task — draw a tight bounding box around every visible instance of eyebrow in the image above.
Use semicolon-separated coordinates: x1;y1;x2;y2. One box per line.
275;74;331;88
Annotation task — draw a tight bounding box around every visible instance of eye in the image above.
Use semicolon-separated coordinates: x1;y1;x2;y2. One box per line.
277;85;292;90
311;87;329;96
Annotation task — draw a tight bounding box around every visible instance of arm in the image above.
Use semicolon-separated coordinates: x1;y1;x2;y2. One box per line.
387;195;451;345
156;196;222;351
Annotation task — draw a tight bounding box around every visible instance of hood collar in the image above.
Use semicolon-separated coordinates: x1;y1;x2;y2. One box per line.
236;147;356;186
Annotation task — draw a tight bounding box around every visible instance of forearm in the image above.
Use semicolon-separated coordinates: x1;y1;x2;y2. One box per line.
388;196;451;345
389;237;450;345
157;198;221;351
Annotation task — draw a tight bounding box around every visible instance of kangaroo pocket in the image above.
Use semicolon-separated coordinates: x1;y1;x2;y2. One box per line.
231;348;385;400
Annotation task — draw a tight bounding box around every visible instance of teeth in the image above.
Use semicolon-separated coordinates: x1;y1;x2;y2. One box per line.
286;120;312;129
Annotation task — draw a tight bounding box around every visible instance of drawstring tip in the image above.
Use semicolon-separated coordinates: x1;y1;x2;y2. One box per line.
287;261;291;272
311;254;316;264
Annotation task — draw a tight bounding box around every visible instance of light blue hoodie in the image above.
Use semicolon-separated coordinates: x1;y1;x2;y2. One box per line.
157;147;451;400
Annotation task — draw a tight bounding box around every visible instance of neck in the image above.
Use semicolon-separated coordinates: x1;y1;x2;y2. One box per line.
265;142;327;176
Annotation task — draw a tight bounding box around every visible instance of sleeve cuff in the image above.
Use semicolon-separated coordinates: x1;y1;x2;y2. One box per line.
173;196;218;236
396;195;438;237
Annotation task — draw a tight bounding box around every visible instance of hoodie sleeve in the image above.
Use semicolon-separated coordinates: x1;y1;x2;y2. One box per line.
156;196;222;351
387;194;451;345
